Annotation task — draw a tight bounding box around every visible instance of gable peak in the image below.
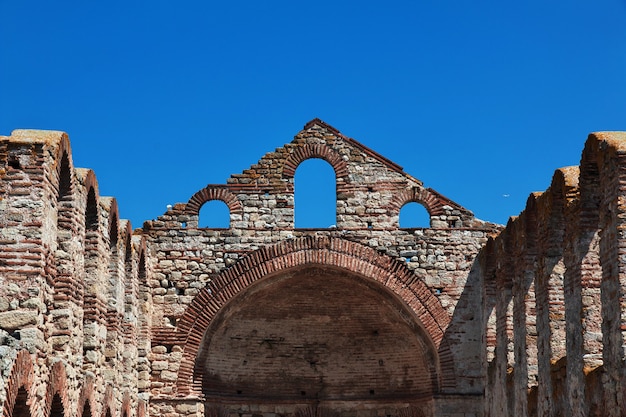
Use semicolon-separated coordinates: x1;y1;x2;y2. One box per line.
303;118;342;137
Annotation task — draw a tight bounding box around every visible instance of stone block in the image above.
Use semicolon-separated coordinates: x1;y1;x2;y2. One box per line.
0;310;38;331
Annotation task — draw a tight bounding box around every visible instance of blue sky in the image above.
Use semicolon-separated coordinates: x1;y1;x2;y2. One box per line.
1;1;625;229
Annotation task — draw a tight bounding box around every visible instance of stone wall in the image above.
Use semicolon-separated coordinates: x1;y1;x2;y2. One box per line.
2;120;625;417
481;131;626;417
140;120;498;417
0;130;145;417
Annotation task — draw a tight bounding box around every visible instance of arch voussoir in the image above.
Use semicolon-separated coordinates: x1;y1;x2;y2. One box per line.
175;236;454;396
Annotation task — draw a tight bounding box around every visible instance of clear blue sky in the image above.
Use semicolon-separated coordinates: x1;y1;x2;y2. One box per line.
2;1;625;229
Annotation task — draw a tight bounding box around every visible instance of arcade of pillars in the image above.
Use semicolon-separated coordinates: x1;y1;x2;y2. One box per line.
1;119;625;417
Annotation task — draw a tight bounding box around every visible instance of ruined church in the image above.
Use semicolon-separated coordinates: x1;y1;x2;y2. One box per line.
1;119;625;417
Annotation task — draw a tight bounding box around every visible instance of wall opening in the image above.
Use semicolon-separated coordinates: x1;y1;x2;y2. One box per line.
50;393;64;417
198;200;230;228
12;387;30;417
85;188;98;231
399;202;430;228
295;158;336;228
80;402;93;417
197;267;438;415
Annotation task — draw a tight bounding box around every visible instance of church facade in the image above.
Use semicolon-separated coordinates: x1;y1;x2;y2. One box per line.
1;120;625;416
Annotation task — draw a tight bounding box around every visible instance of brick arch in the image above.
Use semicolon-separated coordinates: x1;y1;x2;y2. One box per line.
101;197;120;250
45;361;70;417
388;187;457;222
521;193;539;254
544;167;578;246
2;351;35;417
52;133;74;201
120;220;133;265
185;185;243;218
101;385;115;417
120;392;131;417
75;169;100;233
175;236;455;396
282;143;349;179
75;169;100;201
136;400;146;417
134;236;147;283
77;377;96;417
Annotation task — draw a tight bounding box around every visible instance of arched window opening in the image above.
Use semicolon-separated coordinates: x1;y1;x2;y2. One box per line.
12;387;31;417
80;402;93;417
58;153;72;202
85;188;98;231
198;200;230;229
109;213;119;251
138;251;146;283
50;393;64;417
399;202;430;228
294;158;336;228
124;233;133;279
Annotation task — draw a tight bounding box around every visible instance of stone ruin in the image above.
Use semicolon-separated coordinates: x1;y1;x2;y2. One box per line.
0;119;625;417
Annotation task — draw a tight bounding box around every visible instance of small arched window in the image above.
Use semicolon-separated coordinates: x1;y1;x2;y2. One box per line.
399;202;430;228
198;200;230;228
294;158;336;228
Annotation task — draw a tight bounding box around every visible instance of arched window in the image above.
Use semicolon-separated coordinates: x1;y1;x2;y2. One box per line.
294;158;336;228
80;402;93;417
12;387;30;417
198;200;230;228
50;393;64;417
399;202;430;228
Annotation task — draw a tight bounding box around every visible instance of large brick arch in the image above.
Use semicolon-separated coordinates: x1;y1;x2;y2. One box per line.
2;350;35;417
282;143;349;179
185;185;243;218
175;236;455;396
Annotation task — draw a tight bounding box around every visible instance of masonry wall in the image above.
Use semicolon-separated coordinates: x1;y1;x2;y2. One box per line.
2;121;625;417
481;131;626;417
0;130;145;417
141;120;499;417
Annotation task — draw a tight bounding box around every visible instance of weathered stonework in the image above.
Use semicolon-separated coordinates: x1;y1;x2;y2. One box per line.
1;119;624;417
